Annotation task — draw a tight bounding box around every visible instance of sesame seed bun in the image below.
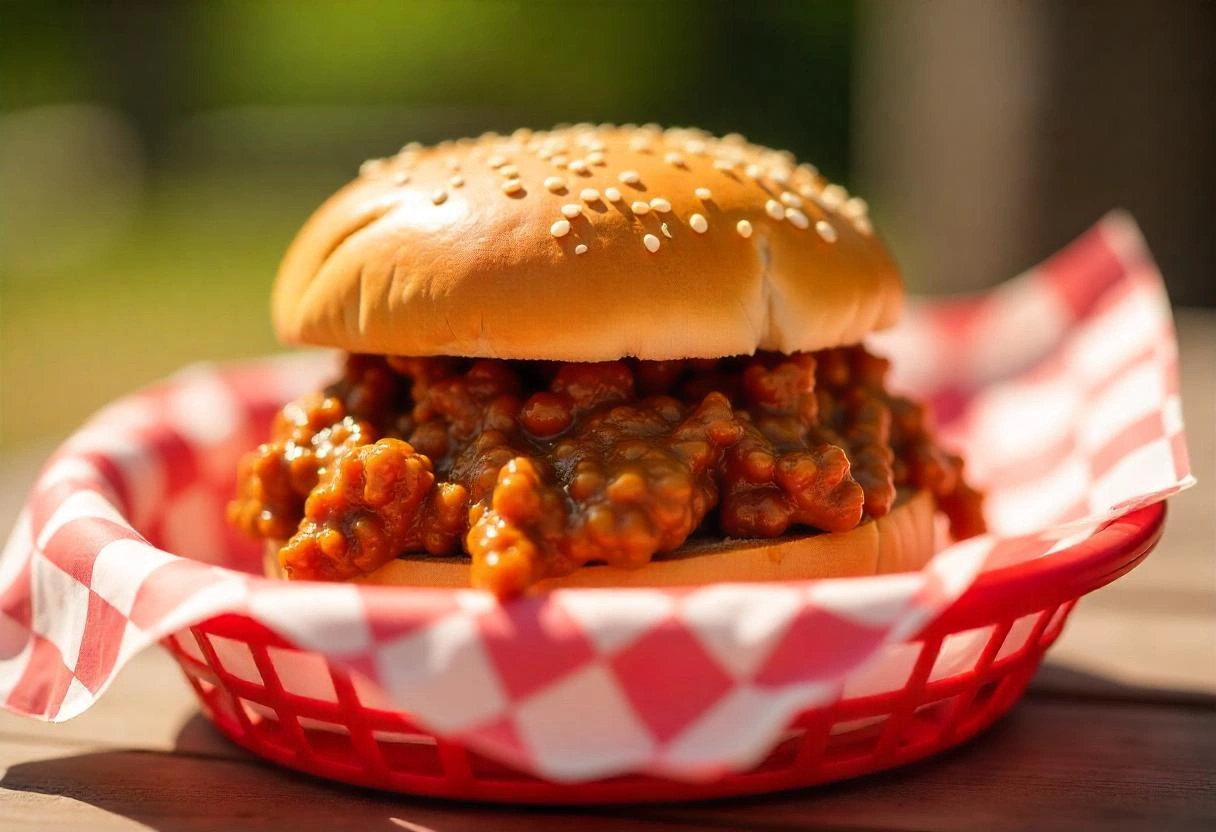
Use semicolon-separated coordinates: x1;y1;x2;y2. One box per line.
272;125;902;361
263;491;936;590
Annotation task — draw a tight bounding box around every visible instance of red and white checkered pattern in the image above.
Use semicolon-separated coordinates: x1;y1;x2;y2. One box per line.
0;213;1192;780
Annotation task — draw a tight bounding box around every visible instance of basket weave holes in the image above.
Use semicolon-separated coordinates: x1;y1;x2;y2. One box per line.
205;634;263;686
266;646;337;703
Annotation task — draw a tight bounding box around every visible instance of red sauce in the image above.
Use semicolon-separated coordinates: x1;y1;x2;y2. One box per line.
229;348;985;596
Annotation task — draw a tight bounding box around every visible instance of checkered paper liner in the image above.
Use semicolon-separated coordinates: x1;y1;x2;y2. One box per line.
0;212;1192;782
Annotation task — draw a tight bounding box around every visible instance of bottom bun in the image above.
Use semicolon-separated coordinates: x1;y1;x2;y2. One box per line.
264;491;937;590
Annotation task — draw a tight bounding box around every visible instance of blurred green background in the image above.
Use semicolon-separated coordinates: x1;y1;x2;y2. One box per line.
1;0;1212;450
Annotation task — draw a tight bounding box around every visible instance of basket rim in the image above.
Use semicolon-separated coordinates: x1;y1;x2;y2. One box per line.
922;501;1165;636
192;502;1165;646
150;357;1168;792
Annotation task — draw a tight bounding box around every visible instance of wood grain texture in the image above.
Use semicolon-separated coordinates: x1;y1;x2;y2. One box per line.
0;739;693;832
638;700;1216;832
1;699;1211;832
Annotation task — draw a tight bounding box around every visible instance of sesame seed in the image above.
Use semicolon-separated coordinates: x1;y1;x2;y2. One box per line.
815;220;838;242
797;162;819;178
631;200;651;215
853;216;873;236
537;147;556;160
432;189;449;205
643;233;661;252
544;176;566;192
446;158;461;171
561;203;581;218
575;243;588;255
604;186;622;202
487;155;507;168
568;159;589;174
498;164;519;178
685;139;707;155
402;141;424;152
746;163;762;178
713;159;736;172
695;187;712;200
587;151;606;165
736;219;753;238
780;192;802;208
765;199;784;220
665;151;685;167
661;222;672;238
722;132;745;144
798;184;817;199
821;184;847;208
502;179;523;195
580;188;601;203
843;196;869;218
448;175;463;187
359;159;384;176
629;137;653;152
650;197;672;212
551;155;569;166
392;170;410;185
550;219;571;238
690;213;708;233
770;167;792;185
619;170;641;185
786;208;809;229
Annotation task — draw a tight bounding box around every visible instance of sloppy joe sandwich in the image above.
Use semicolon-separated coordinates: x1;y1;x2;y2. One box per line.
229;124;985;597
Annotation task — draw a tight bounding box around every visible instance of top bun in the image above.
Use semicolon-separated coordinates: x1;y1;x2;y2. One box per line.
272;124;902;361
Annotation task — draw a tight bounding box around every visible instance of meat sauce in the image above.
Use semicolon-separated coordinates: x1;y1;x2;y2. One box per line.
229;348;985;596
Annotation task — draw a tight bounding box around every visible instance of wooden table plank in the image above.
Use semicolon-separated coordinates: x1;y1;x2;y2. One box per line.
2;696;1211;832
1046;604;1216;692
0;739;706;832
636;699;1216;832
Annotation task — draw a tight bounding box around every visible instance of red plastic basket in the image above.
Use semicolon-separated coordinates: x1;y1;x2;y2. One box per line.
161;502;1163;804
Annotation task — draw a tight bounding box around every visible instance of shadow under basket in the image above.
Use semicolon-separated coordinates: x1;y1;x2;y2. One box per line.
162;503;1164;804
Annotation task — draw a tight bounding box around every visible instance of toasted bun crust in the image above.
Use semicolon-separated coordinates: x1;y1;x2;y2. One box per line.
263;492;935;590
272;125;902;361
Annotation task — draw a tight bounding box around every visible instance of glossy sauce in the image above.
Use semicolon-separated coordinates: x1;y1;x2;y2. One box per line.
229;348;985;596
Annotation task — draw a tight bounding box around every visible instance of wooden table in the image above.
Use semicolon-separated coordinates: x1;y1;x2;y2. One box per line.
2;311;1213;831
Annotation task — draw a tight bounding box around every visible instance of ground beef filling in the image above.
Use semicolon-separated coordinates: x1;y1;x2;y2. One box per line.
229;348;985;596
